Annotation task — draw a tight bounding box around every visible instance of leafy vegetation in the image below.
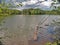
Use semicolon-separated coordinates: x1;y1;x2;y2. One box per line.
0;7;21;15
0;4;60;15
46;42;57;45
0;0;60;15
21;8;60;15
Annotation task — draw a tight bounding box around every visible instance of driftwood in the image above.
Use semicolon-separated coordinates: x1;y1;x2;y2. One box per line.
33;25;39;41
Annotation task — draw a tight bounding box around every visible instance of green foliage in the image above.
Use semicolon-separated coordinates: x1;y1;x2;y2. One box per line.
0;7;60;15
0;7;21;15
21;8;60;15
0;0;60;15
46;42;57;45
0;8;60;15
22;9;45;15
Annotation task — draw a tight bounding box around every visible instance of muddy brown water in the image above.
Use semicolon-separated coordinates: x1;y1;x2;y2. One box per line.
0;15;60;45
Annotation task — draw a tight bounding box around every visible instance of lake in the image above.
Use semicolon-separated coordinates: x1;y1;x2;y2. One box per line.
0;15;60;45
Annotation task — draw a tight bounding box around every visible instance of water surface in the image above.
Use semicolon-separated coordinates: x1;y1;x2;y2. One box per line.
0;15;60;45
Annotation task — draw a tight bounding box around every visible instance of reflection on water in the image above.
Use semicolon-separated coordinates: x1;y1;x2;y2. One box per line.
0;15;60;45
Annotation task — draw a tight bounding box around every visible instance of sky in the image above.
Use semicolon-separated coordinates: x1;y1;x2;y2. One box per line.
5;0;27;3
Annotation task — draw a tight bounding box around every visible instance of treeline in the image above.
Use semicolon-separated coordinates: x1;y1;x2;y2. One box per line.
21;8;60;15
0;7;60;15
0;7;21;15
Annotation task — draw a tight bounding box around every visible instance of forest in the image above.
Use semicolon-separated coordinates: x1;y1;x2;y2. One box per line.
0;7;60;15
